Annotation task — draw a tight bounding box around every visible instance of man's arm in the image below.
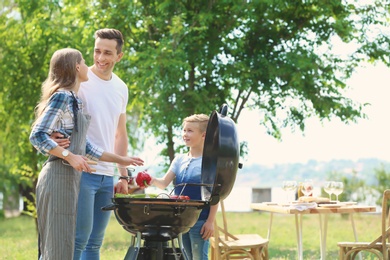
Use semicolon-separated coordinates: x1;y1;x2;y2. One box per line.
114;113;130;193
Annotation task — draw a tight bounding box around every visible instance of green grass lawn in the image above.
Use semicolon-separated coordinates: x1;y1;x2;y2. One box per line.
0;211;382;259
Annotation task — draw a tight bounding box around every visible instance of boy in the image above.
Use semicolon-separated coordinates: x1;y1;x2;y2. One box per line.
151;114;217;260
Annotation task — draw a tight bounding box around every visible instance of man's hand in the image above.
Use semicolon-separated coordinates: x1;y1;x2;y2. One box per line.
51;132;70;148
115;179;129;194
120;156;144;167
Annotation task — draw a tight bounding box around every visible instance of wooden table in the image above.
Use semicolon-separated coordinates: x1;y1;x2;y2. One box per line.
250;202;376;260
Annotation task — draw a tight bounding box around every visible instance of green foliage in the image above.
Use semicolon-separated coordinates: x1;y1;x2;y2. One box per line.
22;192;36;219
118;0;390;156
340;171;367;203
321;163;390;209
0;0;74;214
323;170;367;203
371;164;390;209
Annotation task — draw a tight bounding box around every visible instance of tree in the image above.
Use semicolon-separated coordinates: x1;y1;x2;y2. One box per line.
117;0;390;162
372;165;390;208
0;0;389;213
321;169;366;203
0;0;94;212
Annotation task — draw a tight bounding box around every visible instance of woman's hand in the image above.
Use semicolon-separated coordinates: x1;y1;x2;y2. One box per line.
67;154;93;173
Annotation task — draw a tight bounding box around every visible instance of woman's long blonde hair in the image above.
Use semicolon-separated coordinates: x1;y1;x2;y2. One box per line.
33;48;82;126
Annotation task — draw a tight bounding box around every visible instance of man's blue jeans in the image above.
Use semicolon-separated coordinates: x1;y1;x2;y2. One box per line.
182;220;209;260
73;172;113;260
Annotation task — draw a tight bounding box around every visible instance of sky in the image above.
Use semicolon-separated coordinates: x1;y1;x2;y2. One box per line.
237;62;390;166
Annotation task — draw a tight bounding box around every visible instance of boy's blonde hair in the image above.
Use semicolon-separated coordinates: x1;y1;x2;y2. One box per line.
182;114;209;132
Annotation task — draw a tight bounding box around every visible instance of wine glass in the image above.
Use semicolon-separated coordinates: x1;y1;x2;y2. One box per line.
301;179;314;197
333;181;344;202
324;181;335;200
282;181;298;202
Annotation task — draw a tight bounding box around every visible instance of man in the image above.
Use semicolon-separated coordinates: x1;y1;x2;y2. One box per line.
54;28;135;259
75;28;133;259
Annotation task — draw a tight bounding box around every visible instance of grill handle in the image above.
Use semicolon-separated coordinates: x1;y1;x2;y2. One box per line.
101;204;117;211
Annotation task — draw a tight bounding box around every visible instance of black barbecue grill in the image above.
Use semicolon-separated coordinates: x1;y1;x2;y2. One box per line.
102;104;241;260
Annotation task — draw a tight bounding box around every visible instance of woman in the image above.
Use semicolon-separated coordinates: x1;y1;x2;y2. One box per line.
29;48;144;260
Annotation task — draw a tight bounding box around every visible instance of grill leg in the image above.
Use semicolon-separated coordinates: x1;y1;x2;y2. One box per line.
124;233;187;260
178;233;189;260
124;232;142;260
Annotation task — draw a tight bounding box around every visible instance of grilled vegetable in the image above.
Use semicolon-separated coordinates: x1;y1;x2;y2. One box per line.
114;193;158;198
169;195;190;200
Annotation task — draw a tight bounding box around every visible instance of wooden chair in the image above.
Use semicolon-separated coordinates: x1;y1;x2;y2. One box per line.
210;200;269;260
338;189;390;260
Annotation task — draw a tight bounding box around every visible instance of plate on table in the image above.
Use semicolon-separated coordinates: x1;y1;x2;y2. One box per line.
298;196;330;203
278;203;292;207
291;201;304;204
262;202;278;206
292;201;315;205
340;201;357;206
291;202;317;207
318;204;342;208
289;202;317;210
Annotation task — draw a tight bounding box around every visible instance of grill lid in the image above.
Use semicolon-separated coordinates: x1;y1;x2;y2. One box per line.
201;104;241;205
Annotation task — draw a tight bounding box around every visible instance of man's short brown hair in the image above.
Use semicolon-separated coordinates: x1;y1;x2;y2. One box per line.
94;28;124;54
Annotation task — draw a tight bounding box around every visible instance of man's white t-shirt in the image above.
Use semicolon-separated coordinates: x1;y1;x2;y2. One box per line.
78;68;128;175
